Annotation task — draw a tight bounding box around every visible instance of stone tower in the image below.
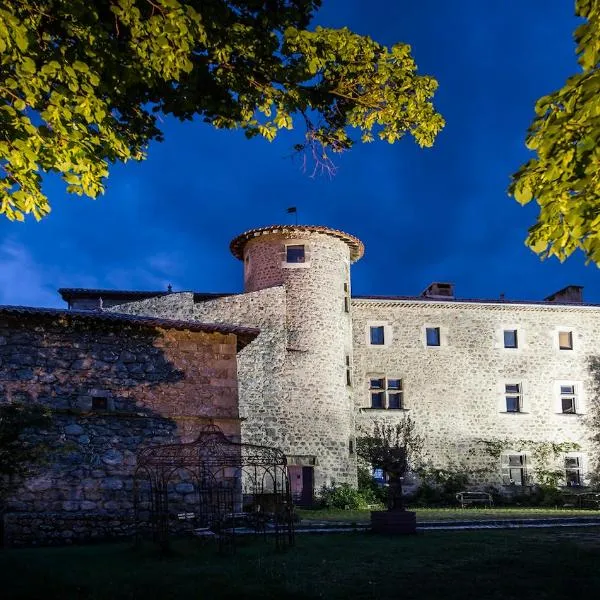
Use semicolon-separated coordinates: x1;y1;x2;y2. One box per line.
230;225;364;500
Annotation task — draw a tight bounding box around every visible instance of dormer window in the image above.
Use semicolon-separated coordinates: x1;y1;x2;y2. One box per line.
286;245;305;263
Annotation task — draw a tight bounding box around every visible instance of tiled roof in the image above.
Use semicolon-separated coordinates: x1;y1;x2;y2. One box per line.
229;225;364;262
58;288;171;299
352;295;600;309
0;305;260;350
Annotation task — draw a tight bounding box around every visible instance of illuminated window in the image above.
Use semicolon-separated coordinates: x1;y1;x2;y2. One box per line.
503;329;518;348
370;326;385;345
504;383;522;413
565;456;583;486
560;384;577;414
369;377;403;409
286;245;305;263
559;331;573;350
501;454;527;486
426;327;441;347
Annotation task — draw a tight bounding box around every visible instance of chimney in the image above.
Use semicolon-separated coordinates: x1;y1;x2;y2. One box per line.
544;285;584;304
421;282;455;299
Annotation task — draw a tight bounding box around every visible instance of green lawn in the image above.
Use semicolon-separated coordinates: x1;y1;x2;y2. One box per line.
3;528;600;599
297;506;600;523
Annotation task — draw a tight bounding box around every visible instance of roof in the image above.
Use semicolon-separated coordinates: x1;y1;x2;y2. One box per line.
0;305;260;350
352;295;600;309
58;288;171;301
229;225;364;262
58;288;234;305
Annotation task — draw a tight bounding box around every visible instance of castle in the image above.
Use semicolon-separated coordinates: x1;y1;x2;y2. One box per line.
58;224;600;501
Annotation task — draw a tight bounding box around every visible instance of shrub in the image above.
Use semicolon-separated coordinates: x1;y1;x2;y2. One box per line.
357;466;387;505
319;483;371;510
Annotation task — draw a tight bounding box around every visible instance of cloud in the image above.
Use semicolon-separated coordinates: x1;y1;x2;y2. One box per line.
0;239;62;307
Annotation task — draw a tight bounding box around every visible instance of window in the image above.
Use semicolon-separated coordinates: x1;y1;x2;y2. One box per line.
503;329;518;348
345;354;352;387
92;397;108;410
369;377;403;409
343;283;350;313
504;383;522;413
286;244;305;263
559;331;573;350
565;456;583;486
501;454;527;485
560;384;577;414
370;326;385;345
426;327;441;347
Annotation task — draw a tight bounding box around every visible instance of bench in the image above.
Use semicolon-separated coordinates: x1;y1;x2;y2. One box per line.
577;492;600;509
456;491;493;508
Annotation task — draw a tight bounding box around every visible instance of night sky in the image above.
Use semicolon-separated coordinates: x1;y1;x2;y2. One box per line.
1;1;597;309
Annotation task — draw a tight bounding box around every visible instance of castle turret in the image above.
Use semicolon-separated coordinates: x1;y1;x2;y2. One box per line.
230;225;364;499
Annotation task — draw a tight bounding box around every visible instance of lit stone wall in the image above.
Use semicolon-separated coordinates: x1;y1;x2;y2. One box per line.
114;228;359;490
241;229;357;488
352;299;600;485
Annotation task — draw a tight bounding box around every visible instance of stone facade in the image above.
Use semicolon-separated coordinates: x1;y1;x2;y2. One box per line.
0;307;257;545
107;227;364;498
353;297;599;486
58;225;600;497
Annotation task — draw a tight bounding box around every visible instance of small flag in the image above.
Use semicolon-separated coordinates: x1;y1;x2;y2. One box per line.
286;206;297;213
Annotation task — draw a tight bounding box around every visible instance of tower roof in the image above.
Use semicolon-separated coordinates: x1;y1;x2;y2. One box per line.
230;225;364;263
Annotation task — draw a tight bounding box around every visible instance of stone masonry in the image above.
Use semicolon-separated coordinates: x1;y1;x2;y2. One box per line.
0;307;257;545
59;224;600;496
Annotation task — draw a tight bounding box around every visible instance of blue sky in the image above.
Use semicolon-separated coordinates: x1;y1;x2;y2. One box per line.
1;1;597;308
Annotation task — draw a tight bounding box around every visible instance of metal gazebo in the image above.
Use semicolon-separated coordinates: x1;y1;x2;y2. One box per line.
133;424;294;550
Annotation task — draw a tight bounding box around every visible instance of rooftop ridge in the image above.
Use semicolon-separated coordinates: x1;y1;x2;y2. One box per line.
229;224;364;262
0;305;260;349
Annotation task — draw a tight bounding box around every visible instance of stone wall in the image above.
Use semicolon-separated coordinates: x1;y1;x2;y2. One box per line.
352;298;600;486
112;228;361;492
0;309;246;545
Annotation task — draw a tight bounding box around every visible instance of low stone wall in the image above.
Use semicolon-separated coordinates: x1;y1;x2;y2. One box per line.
3;512;135;547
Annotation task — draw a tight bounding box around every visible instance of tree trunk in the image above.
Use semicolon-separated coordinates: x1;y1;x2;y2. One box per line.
387;473;404;511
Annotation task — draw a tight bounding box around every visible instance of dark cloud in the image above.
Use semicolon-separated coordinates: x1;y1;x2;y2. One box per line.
0;1;597;307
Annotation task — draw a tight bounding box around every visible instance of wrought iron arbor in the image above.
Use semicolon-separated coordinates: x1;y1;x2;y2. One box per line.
133;425;294;550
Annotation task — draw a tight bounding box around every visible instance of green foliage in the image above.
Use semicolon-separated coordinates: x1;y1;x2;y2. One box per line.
356;416;424;478
357;465;386;505
0;0;444;221
318;482;371;510
412;464;472;506
509;0;600;264
0;402;51;499
586;356;600;485
476;437;580;487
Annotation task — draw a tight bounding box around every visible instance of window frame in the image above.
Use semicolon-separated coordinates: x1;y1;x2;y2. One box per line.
281;240;311;269
286;244;305;264
425;327;441;347
504;383;522;413
501;453;528;486
558;330;574;351
367;376;404;410
564;455;584;487
345;354;352;387
554;380;583;415
560;383;578;414
503;329;518;349
366;322;392;348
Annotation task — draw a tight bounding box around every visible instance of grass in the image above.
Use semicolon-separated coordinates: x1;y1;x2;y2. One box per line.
297;506;600;523
3;528;600;599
